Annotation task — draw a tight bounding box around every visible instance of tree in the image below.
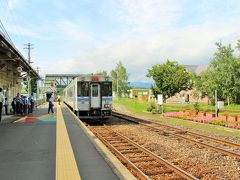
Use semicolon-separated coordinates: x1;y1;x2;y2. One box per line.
24;78;37;94
147;60;192;101
95;70;108;76
195;41;240;104
236;40;240;52
194;69;216;104
111;61;129;97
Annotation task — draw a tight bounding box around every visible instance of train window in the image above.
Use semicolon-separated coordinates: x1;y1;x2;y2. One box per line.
77;82;89;96
101;82;112;96
92;84;99;97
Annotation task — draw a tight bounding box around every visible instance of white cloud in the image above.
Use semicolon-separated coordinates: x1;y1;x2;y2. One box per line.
114;0;184;34
5;19;93;42
5;0;240;83
46;20;240;82
56;20;93;42
5;23;38;37
7;0;22;9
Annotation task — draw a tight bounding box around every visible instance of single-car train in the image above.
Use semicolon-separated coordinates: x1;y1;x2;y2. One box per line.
63;74;112;119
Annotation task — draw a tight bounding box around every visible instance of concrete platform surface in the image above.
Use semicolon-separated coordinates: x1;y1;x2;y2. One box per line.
0;103;129;180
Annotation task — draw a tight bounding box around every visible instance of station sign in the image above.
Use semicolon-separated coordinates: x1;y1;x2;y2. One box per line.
157;94;163;105
217;101;224;109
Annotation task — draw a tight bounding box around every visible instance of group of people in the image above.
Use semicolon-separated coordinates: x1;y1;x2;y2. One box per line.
0;87;35;122
0;88;61;121
12;93;35;116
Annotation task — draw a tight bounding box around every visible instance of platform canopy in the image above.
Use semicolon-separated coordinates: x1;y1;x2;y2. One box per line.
0;31;39;79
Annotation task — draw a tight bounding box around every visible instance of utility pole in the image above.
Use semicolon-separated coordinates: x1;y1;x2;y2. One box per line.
116;71;119;98
215;90;218;117
24;43;34;64
36;67;40;101
24;43;34;96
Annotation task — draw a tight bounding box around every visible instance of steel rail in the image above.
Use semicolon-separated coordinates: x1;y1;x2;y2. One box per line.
113;111;240;148
112;112;240;159
145;124;240;159
148;121;240;149
90;125;198;180
90;126;150;180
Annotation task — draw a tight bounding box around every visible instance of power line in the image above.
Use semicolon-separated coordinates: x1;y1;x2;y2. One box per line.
3;0;25;43
0;18;13;44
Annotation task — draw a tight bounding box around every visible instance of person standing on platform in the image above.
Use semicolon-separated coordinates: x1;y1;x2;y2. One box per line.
0;88;5;122
11;98;16;114
28;96;31;114
30;94;34;113
23;96;27;115
4;97;8;115
48;95;54;114
15;93;20;114
19;95;24;115
57;95;61;105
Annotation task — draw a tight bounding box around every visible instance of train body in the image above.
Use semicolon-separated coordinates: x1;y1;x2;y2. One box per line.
63;74;112;119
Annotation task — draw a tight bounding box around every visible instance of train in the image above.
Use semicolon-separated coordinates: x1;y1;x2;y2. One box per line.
63;74;112;119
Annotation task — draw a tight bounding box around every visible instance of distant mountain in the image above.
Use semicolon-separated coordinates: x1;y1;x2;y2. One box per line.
185;64;208;75
129;82;152;89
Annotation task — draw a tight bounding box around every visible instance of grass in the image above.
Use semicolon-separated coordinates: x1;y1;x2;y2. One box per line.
113;98;240;137
113;98;240;115
113;98;150;113
223;104;240;110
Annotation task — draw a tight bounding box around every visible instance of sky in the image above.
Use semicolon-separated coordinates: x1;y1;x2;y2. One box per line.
0;0;240;82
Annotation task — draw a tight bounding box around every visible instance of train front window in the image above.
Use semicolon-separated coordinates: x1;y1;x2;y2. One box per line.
101;82;112;96
77;82;89;96
92;84;99;97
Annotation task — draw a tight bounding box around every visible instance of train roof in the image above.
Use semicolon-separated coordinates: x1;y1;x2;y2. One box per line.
77;74;112;82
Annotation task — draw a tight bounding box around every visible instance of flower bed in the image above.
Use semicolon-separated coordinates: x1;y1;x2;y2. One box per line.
163;111;240;130
162;112;189;118
187;116;217;123
225;123;240;129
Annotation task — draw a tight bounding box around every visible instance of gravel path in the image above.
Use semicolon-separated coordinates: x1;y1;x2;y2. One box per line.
113;104;240;144
110;105;240;179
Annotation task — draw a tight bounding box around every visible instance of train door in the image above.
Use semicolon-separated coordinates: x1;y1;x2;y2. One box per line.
91;84;100;108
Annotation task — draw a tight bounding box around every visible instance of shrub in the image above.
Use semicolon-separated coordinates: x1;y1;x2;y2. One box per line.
208;120;227;126
193;102;200;112
147;101;156;112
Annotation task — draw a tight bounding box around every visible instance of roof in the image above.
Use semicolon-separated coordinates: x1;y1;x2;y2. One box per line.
0;32;40;79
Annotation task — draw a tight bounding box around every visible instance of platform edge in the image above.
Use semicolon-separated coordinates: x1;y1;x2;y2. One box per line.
65;105;137;180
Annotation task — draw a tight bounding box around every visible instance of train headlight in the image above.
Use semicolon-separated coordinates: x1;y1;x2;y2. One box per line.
104;104;111;108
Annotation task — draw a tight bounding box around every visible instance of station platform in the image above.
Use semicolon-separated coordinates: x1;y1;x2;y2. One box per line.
0;103;135;180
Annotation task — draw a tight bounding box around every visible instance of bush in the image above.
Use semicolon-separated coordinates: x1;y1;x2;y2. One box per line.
193;102;200;112
147;101;156;112
208;120;227;126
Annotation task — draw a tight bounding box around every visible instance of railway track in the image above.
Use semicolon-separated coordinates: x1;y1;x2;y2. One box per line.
112;112;240;160
88;125;198;180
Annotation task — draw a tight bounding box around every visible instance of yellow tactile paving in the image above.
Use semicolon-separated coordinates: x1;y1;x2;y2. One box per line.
56;104;81;180
14;116;27;123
